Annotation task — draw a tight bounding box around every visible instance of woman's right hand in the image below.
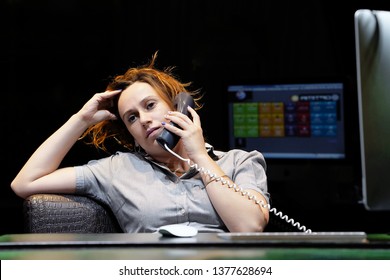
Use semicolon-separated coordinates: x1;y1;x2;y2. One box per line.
77;90;122;125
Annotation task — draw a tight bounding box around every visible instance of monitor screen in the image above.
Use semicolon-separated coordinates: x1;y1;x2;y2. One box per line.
227;81;346;160
355;9;390;211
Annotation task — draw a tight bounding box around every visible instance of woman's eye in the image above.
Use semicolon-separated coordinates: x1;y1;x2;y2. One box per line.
146;101;156;110
127;115;137;123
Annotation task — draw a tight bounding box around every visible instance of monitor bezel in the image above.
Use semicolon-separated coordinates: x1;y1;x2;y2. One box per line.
355;9;390;211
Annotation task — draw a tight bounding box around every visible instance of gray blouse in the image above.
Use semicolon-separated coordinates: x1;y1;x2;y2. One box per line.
75;144;269;233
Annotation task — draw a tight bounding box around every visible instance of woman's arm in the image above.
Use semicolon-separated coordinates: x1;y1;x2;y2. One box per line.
11;90;121;199
193;153;269;232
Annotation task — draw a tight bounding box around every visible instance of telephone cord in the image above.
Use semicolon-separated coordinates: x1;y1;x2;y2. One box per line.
163;143;312;233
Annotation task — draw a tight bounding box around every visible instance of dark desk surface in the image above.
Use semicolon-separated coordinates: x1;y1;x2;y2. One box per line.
1;232;390;260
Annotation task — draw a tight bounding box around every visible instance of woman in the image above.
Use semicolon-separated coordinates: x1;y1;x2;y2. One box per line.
11;52;270;233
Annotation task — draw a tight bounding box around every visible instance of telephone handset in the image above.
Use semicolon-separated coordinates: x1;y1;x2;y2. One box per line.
156;92;195;151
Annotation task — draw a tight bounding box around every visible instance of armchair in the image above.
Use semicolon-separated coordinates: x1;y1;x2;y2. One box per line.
23;194;122;233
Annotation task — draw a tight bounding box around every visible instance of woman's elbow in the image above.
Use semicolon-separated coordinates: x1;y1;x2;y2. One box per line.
10;180;31;199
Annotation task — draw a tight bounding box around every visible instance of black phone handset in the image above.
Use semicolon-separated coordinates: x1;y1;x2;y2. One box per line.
157;92;195;151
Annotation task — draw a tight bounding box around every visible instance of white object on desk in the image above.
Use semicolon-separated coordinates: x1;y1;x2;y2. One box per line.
158;224;198;238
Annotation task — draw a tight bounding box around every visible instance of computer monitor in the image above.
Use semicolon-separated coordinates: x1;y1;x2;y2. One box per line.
227;81;346;160
355;9;390;211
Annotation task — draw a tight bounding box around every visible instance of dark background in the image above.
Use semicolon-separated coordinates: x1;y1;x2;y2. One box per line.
2;0;390;234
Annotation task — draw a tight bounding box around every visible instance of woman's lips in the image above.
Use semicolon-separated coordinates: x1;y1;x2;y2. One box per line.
146;127;163;138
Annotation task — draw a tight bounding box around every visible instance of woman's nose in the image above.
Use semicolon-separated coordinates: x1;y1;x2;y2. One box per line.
138;111;152;125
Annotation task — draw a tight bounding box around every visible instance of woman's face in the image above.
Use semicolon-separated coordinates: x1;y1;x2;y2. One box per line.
117;81;172;155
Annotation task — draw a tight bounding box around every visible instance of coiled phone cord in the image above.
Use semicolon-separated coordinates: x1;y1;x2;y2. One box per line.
164;143;312;233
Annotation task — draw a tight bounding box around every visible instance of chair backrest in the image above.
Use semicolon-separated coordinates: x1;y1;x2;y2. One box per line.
24;194;122;233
